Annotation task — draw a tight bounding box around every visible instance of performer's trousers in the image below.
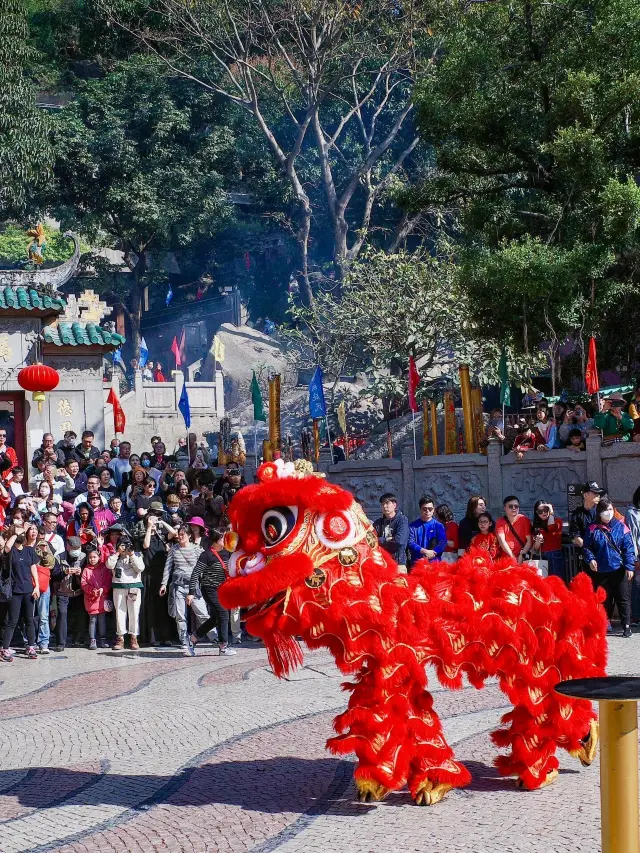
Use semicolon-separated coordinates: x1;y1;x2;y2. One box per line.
594;568;631;627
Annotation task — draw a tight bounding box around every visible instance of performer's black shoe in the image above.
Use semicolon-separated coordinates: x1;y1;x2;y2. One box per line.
622;626;632;638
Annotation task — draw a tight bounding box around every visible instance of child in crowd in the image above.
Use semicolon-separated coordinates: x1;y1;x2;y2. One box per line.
81;543;112;650
566;428;586;452
8;466;25;506
470;512;499;560
512;422;539;459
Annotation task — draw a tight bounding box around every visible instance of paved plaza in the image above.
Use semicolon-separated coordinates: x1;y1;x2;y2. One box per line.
0;635;637;853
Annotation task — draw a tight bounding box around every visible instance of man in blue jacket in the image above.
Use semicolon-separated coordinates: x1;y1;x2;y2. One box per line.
408;495;447;566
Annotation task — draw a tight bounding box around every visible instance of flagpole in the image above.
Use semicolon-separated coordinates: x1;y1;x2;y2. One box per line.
254;423;258;467
411;411;417;461
325;416;335;464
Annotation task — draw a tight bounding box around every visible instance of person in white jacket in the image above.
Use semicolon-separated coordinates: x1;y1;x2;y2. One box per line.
107;535;145;650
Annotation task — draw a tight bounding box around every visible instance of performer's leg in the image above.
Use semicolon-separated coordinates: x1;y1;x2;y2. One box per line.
406;687;472;805
327;673;408;800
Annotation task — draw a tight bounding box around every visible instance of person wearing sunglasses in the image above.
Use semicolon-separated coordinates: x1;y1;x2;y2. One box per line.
496;496;532;563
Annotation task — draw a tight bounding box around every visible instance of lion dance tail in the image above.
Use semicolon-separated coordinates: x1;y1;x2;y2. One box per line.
491;571;608;789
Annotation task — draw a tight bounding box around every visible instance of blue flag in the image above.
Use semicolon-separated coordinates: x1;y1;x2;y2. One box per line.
139;337;149;368
113;348;125;369
178;383;191;428
308;366;326;419
166;284;173;307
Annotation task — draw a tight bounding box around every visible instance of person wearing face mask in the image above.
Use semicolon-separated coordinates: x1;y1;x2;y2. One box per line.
139;453;162;488
584;499;635;637
56;430;78;462
165;492;183;521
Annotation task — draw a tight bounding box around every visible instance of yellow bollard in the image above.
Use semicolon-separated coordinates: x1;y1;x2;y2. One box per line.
599;700;639;853
556;677;640;853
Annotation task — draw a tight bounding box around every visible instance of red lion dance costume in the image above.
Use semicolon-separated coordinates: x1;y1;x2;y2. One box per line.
219;459;607;805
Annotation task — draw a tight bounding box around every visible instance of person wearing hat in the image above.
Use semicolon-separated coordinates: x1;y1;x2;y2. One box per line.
81;542;113;649
187;516;210;551
106;534;145;650
52;535;87;652
569;482;607;581
594;396;634;441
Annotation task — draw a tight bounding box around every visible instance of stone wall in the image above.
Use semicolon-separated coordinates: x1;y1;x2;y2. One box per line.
323;436;640;521
106;369;225;449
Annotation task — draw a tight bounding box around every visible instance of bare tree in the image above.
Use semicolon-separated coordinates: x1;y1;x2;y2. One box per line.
103;0;434;302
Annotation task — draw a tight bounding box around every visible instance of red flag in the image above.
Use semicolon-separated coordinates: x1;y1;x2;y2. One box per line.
196;285;204;300
408;356;420;413
585;336;599;395
179;327;186;363
107;388;126;434
171;335;182;368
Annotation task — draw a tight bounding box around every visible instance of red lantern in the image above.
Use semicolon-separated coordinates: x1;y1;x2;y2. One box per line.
17;363;60;412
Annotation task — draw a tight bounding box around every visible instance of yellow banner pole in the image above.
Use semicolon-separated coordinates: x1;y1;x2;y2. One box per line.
444;391;457;454
430;400;439;455
268;374;281;455
458;364;476;453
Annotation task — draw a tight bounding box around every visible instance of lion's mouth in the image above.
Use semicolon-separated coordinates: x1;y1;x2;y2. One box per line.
245;590;287;619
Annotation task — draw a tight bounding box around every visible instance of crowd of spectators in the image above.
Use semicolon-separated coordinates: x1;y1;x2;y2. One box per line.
0;427;248;662
483;387;640;458
373;480;640;638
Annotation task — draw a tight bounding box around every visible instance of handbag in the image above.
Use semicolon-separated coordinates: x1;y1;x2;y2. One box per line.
504;516;526;551
525;550;549;577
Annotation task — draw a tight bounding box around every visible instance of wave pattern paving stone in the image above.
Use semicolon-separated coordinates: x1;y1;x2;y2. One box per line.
0;637;637;852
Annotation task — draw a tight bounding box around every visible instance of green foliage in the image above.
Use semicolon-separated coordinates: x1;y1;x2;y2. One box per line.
51;55;234;249
411;0;640;378
283;249;544;402
0;0;52;216
0;223;77;261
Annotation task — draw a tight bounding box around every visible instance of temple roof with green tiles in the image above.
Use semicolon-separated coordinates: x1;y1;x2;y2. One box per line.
0;285;66;313
43;322;125;348
1;284;125;350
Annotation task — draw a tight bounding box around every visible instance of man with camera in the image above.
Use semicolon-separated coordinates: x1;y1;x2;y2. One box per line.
594;396;634;442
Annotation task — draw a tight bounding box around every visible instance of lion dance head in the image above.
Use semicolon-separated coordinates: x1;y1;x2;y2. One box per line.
218;458;388;674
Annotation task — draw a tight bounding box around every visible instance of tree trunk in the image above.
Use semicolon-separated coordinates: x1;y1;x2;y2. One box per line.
297;200;313;306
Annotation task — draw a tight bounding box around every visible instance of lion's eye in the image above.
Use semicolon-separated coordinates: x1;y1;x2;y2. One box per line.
261;506;298;547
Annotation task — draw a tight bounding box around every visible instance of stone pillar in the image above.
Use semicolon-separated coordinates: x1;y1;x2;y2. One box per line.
215;370;225;418
586;430;604;487
401;444;415;517
487;439;503;518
